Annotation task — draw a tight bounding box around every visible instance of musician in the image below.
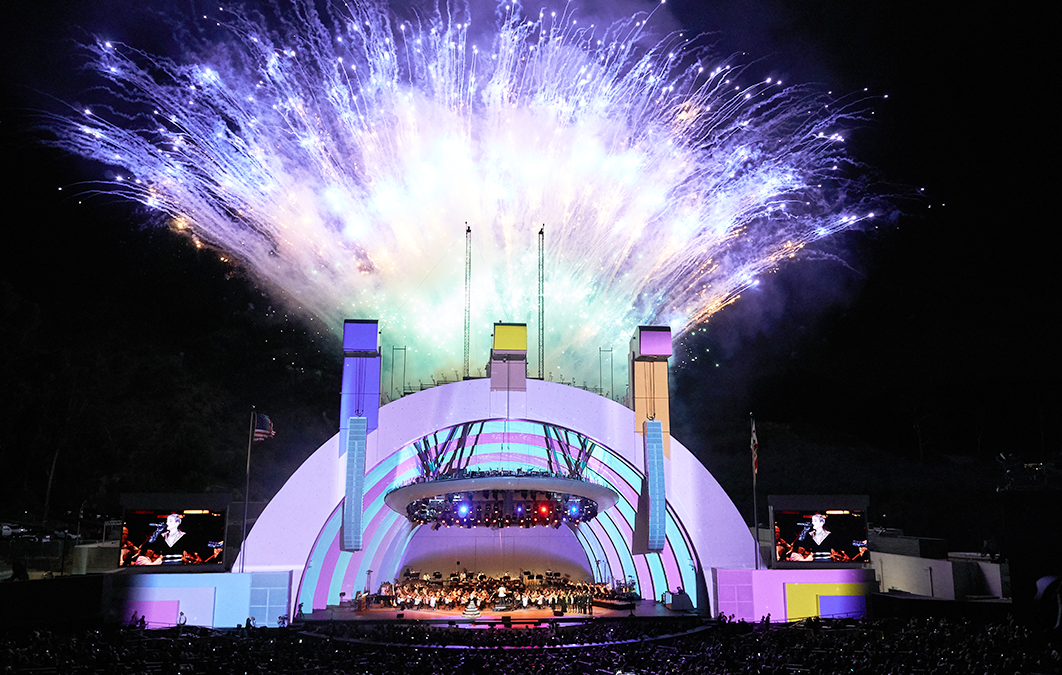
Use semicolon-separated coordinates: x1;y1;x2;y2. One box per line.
120;526;140;566
789;513;839;562
774;524;793;562
135;513;211;565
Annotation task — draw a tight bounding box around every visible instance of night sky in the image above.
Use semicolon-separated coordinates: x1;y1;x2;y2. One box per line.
1;1;1057;554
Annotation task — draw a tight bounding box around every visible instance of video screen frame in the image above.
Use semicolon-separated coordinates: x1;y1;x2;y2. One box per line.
768;495;870;569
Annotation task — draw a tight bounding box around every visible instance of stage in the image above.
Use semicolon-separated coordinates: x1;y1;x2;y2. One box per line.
300;598;690;628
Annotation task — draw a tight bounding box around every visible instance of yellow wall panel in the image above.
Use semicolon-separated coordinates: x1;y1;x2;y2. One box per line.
784;582;875;621
493;323;527;352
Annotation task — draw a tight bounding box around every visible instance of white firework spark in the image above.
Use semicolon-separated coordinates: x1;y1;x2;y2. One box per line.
50;1;879;392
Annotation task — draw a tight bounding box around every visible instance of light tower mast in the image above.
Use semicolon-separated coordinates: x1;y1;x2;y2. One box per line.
538;225;545;380
464;224;471;379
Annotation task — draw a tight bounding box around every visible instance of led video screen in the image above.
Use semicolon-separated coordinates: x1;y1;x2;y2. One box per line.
769;496;869;568
120;508;226;567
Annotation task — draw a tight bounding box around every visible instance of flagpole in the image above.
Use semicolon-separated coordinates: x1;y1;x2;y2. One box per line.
751;413;759;571
242;407;255;574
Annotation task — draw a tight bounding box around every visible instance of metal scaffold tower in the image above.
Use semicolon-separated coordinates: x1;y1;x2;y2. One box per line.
538;226;545;380
464;225;471;379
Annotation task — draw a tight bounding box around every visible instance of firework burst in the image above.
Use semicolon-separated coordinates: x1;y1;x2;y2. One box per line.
50;1;880;391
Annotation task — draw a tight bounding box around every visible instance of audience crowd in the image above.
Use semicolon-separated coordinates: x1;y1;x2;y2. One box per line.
2;614;1058;674
307;616;700;649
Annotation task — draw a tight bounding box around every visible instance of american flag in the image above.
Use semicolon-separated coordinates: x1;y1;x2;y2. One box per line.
750;416;759;476
253;413;275;441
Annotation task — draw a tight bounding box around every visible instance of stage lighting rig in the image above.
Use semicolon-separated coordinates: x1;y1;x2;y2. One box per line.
402;489;599;529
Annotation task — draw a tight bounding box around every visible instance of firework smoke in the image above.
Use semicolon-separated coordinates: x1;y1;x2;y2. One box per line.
51;1;879;392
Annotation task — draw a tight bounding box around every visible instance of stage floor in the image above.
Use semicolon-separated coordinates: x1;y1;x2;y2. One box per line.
302;599;691;625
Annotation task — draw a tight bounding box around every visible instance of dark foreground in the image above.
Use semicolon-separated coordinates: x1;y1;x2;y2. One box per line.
2;614;1060;675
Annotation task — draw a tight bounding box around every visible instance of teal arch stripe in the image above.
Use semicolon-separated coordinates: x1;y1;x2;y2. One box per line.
373;522;418;588
580;517;625;586
585;449;691;600
572;524;610;582
583;459;660;589
597;483;658;600
329;548;354;602
298;504;343;611
346;510;405;601
666;505;698;600
593;510;640;590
